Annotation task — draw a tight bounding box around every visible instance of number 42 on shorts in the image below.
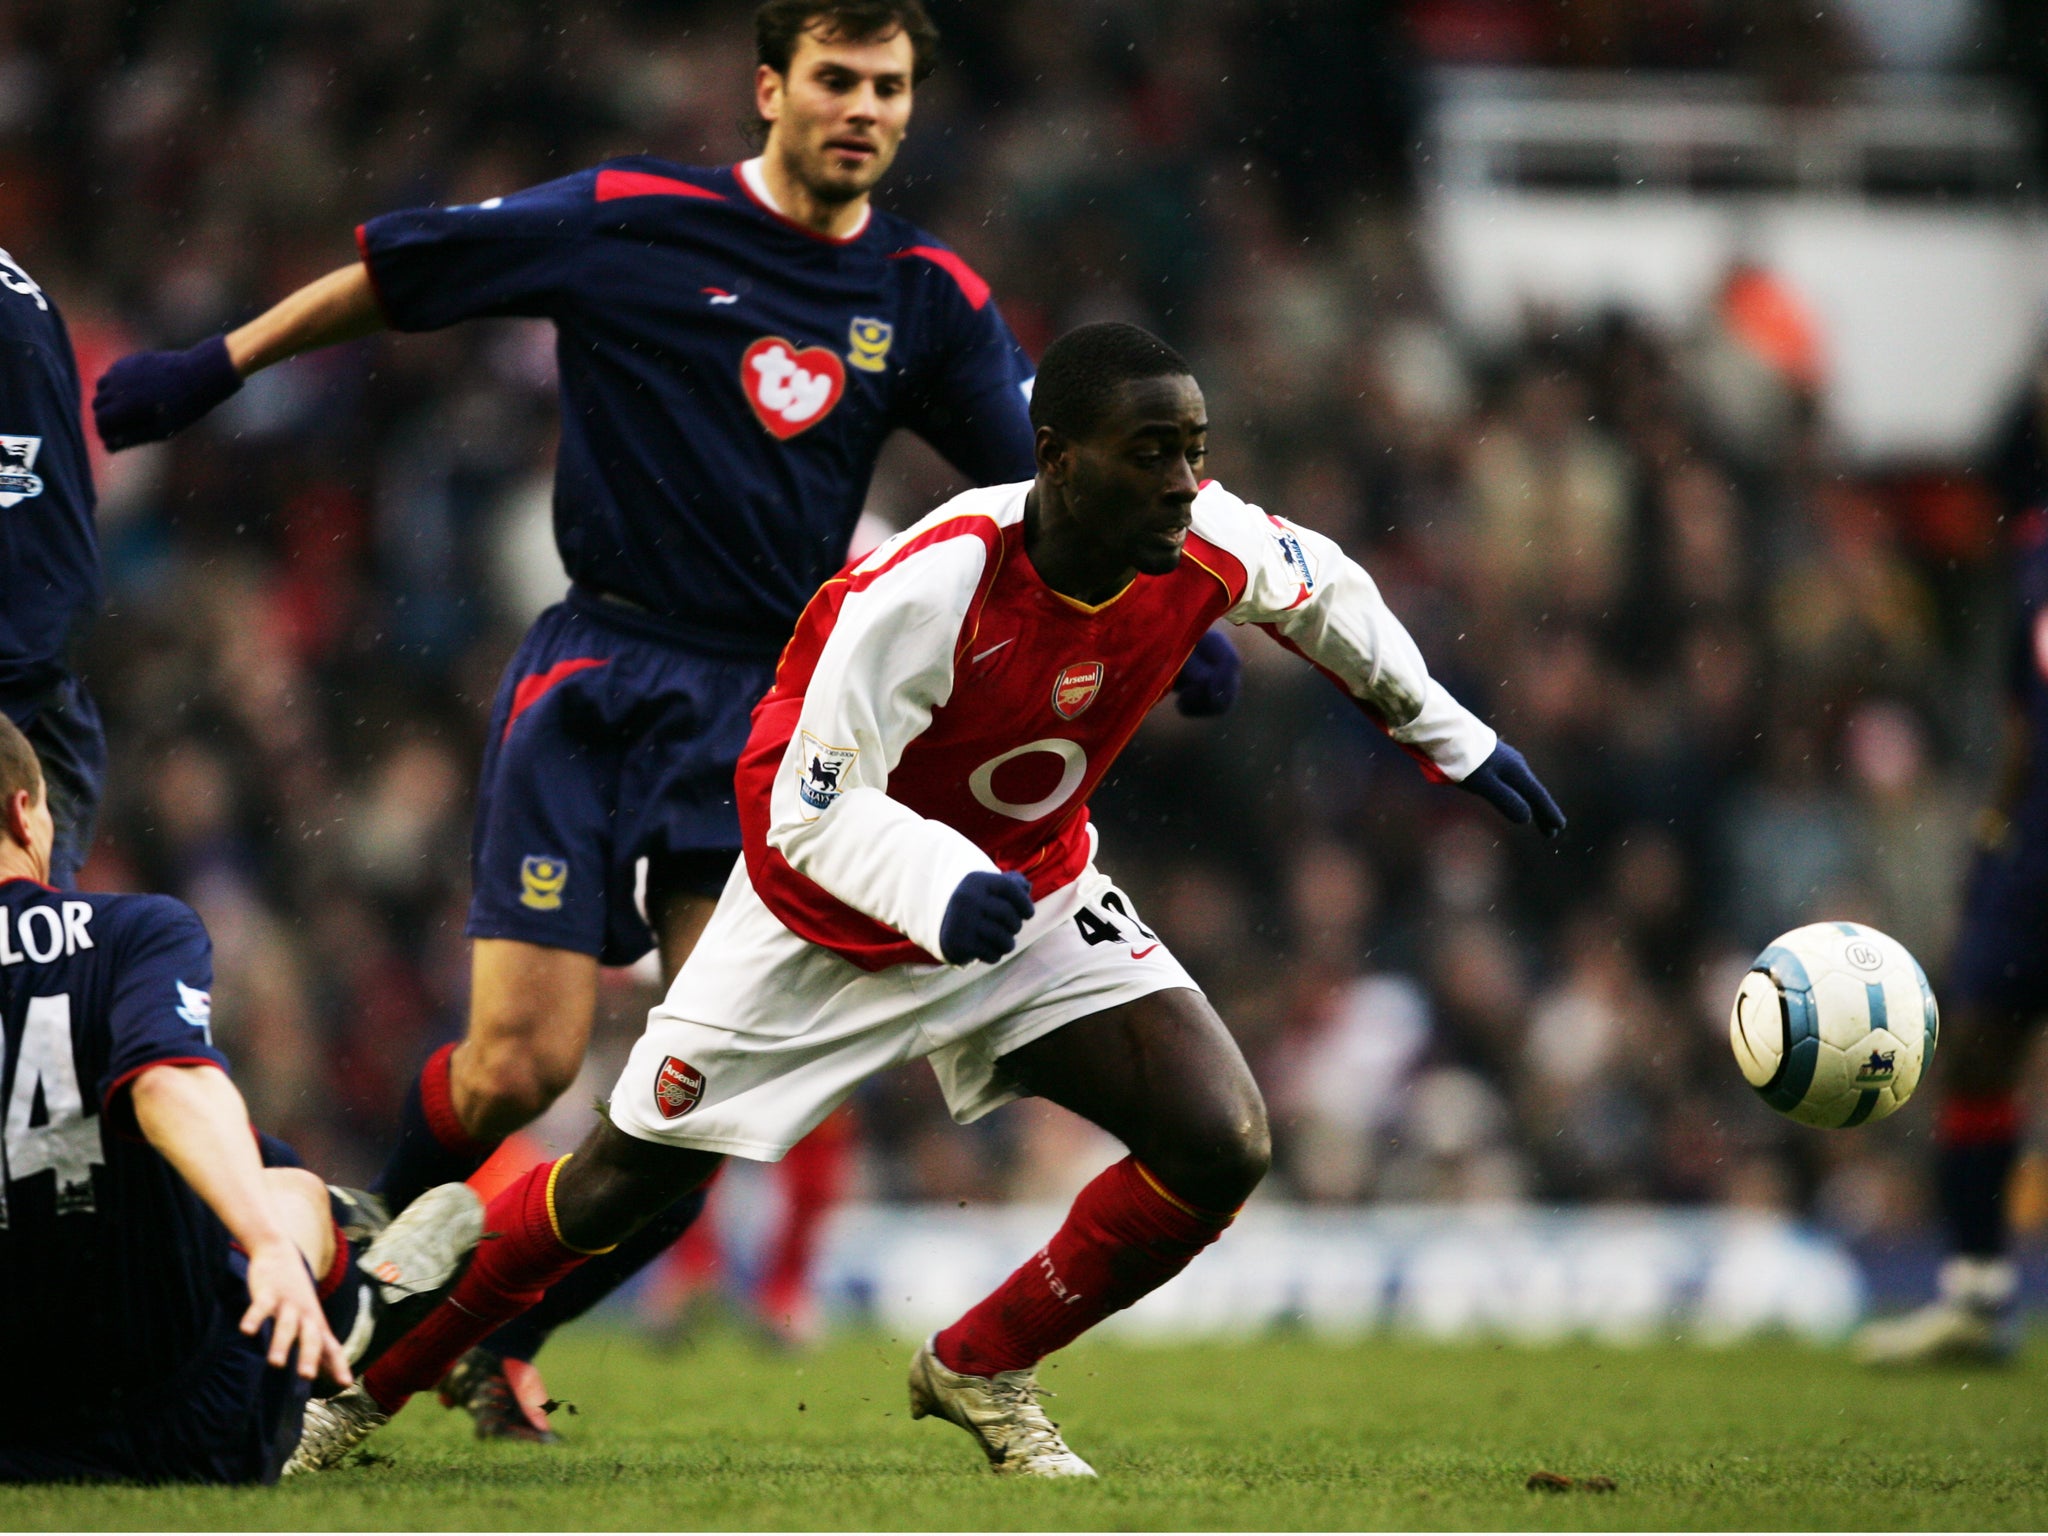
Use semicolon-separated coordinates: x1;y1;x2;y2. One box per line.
1072;886;1159;958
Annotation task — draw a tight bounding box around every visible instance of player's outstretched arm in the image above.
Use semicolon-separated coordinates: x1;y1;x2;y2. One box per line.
94;262;383;450
1203;486;1563;835
130;1062;351;1384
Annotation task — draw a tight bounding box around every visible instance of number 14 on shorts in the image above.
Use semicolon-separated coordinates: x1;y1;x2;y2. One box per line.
1072;886;1159;958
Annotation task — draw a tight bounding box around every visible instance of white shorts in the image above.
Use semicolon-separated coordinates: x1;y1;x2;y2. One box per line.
608;857;1199;1160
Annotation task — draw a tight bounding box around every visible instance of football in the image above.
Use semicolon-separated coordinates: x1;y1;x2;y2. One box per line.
1730;921;1938;1129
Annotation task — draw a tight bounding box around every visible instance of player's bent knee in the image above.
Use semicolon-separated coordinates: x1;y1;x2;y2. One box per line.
1152;1090;1271;1212
455;1043;579;1135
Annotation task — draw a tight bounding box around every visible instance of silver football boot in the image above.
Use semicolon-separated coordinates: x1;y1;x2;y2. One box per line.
908;1336;1096;1477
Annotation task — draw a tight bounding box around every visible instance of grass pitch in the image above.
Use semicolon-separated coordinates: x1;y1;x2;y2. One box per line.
5;1326;2046;1529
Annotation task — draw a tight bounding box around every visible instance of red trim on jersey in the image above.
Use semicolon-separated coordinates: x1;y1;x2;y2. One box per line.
889;246;991;311
1257;625;1451;784
0;875;58;892
595;168;726;204
103;1056;227;1139
731;163;870;244
502;657;610;741
354;225;399;327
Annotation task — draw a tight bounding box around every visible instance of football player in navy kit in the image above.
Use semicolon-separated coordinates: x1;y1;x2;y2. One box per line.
0;248;108;889
1858;369;2048;1363
0;715;480;1482
94;0;1242;1434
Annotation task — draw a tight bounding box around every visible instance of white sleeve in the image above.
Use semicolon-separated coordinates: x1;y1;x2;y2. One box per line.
763;539;999;959
1202;486;1497;781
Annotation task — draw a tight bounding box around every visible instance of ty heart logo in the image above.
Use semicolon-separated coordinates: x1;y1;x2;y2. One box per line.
741;336;846;439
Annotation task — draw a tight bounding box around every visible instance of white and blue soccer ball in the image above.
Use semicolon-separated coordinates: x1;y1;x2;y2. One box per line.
1729;921;1937;1129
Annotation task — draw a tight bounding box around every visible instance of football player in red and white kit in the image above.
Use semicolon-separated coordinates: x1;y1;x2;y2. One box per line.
291;323;1564;1476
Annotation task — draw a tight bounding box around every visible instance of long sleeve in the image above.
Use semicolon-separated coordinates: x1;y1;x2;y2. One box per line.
1196;483;1497;781
762;533;1001;958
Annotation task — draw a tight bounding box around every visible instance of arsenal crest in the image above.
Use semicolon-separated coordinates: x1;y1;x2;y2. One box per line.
1051;661;1104;720
654;1056;705;1119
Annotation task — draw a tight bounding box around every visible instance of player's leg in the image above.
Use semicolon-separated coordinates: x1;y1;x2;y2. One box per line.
913;986;1268;1476
755;1103;855;1345
375;606;624;1212
1858;998;2032;1362
453;861;729;1437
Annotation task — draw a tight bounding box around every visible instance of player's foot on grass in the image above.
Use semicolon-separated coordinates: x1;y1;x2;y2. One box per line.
1856;1256;2019;1365
907;1337;1095;1477
754;1275;821;1351
350;1182;485;1377
438;1348;562;1442
284;1383;390;1475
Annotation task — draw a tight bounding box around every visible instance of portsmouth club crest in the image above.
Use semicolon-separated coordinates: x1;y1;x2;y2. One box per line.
654;1055;705;1119
796;730;859;820
1051;661;1105;720
846;316;894;374
0;436;44;508
520;855;568;911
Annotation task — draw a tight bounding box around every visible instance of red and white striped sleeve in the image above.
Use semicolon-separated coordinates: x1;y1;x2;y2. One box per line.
762;521;1002;960
1190;481;1497;782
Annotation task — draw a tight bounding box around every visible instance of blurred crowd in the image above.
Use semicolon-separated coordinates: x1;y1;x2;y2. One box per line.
0;0;2036;1245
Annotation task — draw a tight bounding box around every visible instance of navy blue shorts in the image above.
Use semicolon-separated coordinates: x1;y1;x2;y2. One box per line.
468;592;775;967
1947;836;2048;1016
0;1255;310;1485
2;674;105;889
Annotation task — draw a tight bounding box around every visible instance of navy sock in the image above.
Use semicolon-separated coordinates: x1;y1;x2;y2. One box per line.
1938;1136;2019;1258
484;1184;711;1364
373;1044;493;1214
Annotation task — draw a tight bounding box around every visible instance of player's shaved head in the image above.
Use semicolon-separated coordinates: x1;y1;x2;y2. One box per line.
1031;323;1194;445
0;712;42;811
757;0;939;86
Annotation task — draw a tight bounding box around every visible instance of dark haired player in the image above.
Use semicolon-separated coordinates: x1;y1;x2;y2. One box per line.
95;0;1242;1435
1859;371;2048;1364
288;323;1562;1477
0;714;481;1483
0;248;107;888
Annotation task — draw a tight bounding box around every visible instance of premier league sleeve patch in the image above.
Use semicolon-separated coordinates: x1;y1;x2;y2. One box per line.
0;436;44;508
795;731;859;820
1269;517;1316;608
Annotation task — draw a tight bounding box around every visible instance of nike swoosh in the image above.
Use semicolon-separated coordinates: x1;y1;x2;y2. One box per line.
972;638;1015;664
1129;944;1159;960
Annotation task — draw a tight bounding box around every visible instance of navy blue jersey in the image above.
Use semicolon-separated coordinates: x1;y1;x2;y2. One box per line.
0;251;100;701
358;157;1037;656
2006;517;2048;838
0;880;232;1433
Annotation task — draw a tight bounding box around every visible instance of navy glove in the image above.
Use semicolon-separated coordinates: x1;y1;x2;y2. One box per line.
1171;628;1241;718
938;870;1035;965
93;334;243;451
1458;740;1567;837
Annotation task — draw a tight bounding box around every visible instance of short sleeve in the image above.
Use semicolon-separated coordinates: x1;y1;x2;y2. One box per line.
97;897;228;1128
897;275;1036;486
356;169;597;331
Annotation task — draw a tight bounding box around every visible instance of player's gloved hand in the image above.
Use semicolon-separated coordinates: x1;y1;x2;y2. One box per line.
93;334;244;451
1458;740;1567;838
939;870;1035;965
1172;628;1242;717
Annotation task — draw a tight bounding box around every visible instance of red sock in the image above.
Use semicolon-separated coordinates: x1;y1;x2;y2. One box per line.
761;1109;851;1303
361;1156;605;1411
316;1218;351;1300
934;1157;1235;1377
421;1043;490;1159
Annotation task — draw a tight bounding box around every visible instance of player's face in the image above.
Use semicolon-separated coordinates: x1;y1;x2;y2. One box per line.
758;25;916;204
1066;374;1208;577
